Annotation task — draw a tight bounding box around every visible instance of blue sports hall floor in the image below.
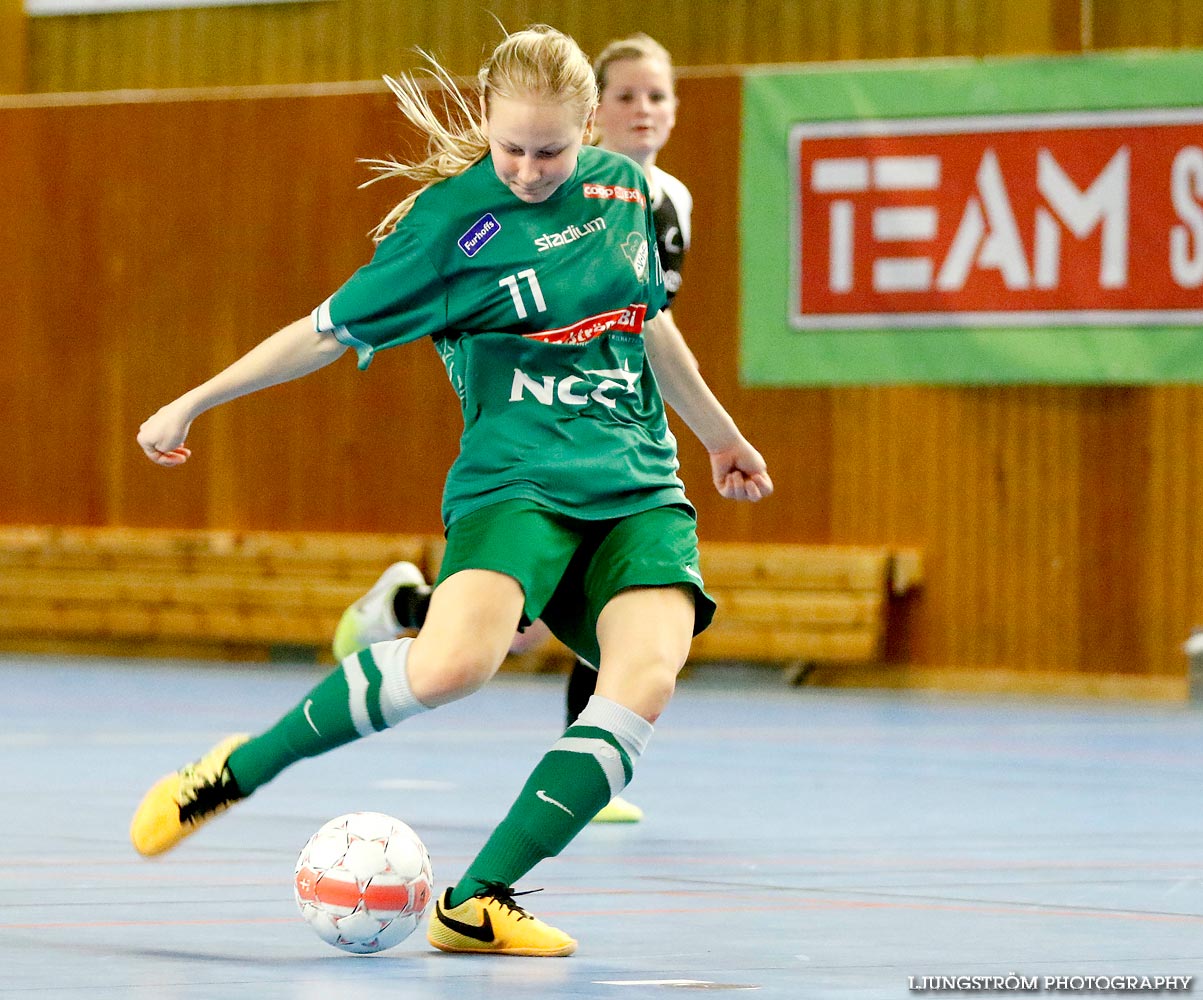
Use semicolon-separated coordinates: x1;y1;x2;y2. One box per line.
2;653;1202;999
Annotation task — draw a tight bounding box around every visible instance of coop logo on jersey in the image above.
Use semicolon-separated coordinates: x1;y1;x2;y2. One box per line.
509;363;641;409
458;213;501;257
621;233;649;280
523;304;648;345
792;108;1203;328
583;182;647;208
535;216;607;253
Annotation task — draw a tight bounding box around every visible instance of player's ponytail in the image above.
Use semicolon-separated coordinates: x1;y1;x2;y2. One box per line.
365;24;598;242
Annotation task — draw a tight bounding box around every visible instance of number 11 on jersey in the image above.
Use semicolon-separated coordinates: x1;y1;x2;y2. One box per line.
499;269;547;320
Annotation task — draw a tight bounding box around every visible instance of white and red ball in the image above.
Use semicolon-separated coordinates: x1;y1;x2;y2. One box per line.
294;811;434;954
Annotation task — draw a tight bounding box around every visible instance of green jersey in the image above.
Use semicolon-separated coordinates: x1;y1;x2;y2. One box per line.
315;145;689;527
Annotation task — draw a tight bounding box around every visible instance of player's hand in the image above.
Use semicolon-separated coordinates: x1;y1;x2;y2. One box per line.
709;440;773;502
137;403;194;467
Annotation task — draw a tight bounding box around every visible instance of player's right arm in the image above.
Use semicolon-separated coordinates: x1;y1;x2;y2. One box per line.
137;316;347;466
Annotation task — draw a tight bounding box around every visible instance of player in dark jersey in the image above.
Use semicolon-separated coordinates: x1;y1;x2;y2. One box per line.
131;26;771;957
333;35;700;825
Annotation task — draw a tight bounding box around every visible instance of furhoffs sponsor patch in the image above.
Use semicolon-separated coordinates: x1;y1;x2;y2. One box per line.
458;213;501;257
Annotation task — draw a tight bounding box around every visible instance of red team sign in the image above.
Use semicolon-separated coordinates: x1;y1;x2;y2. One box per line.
791;109;1203;329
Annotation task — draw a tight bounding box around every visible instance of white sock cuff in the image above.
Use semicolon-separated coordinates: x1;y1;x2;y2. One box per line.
372;636;431;726
576;695;654;761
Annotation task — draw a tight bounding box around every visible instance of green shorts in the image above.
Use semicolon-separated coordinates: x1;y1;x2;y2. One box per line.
436;499;716;668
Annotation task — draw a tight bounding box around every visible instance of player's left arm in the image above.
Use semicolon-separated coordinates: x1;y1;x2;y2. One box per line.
652;308;698;370
643;311;772;503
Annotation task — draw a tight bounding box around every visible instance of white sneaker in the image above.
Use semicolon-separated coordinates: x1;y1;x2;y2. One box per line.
332;562;427;660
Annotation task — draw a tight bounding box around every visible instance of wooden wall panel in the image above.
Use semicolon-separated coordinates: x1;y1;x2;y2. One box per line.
0;0;25;93
18;0;1101;96
13;1;1203;97
7;69;1203;684
0;85;460;539
1093;0;1203;49
1146;389;1203;675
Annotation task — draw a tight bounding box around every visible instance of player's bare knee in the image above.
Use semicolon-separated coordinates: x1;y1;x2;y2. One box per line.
440;647;504;697
407;639;506;706
642;664;680;716
598;652;682;722
636;679;676;724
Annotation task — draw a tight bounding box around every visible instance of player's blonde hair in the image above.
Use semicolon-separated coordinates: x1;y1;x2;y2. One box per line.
593;33;675;95
365;24;598;242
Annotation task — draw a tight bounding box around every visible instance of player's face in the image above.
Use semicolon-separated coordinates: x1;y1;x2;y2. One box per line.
484;95;592;204
595;56;677;162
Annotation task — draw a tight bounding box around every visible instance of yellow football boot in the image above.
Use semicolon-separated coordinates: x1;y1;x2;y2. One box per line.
427;884;577;957
130;734;250;857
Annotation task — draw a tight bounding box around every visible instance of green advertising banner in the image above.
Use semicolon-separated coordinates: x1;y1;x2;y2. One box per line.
740;52;1203;385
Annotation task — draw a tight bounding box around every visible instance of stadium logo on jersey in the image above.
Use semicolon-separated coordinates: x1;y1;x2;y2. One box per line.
534;216;607;253
621;233;649;280
583;182;647;208
509;364;640;409
523;304;648;345
458;213;501;257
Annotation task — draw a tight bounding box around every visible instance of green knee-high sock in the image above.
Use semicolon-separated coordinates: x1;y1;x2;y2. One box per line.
450;696;652;906
226;640;426;794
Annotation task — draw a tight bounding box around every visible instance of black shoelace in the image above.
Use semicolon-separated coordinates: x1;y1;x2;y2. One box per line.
178;766;242;824
473;881;543;921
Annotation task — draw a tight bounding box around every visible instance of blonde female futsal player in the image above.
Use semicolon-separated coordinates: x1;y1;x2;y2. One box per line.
334;34;702;825
131;25;771;957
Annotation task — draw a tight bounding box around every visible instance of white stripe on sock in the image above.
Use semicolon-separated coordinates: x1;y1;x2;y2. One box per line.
552;736;627;798
340;654;376;738
372;637;430;726
576;695;654;760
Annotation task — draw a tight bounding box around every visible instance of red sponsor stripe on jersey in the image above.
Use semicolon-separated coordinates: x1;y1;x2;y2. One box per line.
582;182;647;207
525;304;648;345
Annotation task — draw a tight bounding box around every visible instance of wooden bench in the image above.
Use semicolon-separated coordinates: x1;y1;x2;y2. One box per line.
0;527;921;675
0;526;434;660
687;542;922;682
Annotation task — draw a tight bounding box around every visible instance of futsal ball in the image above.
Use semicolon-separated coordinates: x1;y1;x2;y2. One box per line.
294;811;434;954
